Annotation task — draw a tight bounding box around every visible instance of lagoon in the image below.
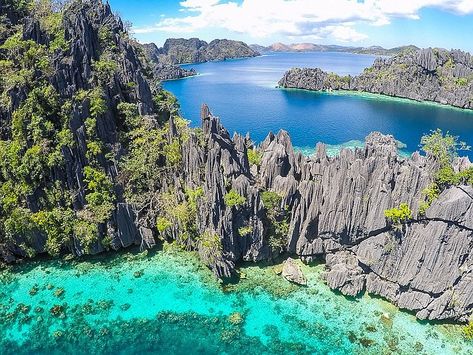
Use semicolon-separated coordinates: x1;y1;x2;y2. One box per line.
3;52;473;355
164;52;473;158
1;249;472;354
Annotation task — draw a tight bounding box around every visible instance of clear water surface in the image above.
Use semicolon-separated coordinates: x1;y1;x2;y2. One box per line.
163;52;473;158
1;249;472;354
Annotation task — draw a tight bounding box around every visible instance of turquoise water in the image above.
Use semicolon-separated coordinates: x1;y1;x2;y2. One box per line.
163;52;473;158
1;248;472;354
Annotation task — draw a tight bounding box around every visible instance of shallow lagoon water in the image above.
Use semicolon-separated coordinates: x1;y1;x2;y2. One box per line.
1;249;472;354
163;52;473;158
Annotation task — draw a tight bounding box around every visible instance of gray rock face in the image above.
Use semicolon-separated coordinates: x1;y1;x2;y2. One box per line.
282;258;307;285
185;103;472;321
149;38;260;65
142;38;259;80
278;48;473;109
325;252;364;296
278;68;329;91
177;105;473;321
425;186;473;230
143;42;196;80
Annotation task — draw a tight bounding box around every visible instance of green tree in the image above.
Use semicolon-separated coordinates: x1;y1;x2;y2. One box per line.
92;58;118;84
261;191;288;252
384;203;412;225
83;166;115;223
197;231;223;265
261;191;282;210
247;148;262;166
156;217;172;234
418;130;472;212
463;320;473;340
419;184;440;215
224;189;246;208
420;129;469;166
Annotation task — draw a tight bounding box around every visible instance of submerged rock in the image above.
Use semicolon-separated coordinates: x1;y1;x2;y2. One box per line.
282;258;307;286
1;0;473;323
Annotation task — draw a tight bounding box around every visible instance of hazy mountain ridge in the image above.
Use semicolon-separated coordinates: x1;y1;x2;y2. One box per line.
252;42;419;56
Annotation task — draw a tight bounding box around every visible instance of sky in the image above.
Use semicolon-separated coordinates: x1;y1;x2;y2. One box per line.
108;0;473;52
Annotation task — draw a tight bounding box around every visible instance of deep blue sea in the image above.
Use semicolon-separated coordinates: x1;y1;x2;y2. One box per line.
164;52;473;158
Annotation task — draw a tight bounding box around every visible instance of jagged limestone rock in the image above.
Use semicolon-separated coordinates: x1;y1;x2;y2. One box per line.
282;258;307;285
142;38;259;81
2;0;473;323
183;105;473;320
143;43;196;80
279;47;473;109
145;38;259;66
325;252;365;296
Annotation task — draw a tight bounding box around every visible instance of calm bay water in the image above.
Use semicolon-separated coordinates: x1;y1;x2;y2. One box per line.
1;249;472;354
164;52;473;158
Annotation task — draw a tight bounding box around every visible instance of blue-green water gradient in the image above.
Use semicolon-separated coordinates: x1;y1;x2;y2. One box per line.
1;249;472;354
164;52;473;158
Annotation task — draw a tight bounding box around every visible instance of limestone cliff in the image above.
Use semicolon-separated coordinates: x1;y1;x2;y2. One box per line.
0;0;162;260
143;42;196;81
278;48;473;109
190;107;473;322
1;0;472;324
145;38;259;66
142;38;258;81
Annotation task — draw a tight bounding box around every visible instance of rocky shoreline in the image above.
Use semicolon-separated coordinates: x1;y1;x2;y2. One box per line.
152;63;197;81
278;48;473;109
144;38;259;81
1;0;472;324
194;106;473;322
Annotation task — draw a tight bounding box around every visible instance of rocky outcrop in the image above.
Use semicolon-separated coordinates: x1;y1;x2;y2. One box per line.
141;38;258;81
2;0;473;324
147;38;259;66
172;104;473;322
278;48;473;109
0;0;164;259
282;258;307;285
153;63;196;81
143;42;196;81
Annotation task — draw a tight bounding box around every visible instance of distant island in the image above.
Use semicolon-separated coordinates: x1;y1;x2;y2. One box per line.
144;38;259;80
147;40;420;81
278;47;473;109
251;42;419;56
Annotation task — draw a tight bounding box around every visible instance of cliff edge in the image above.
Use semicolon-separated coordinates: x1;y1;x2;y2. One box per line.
278;48;473;109
1;0;472;323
